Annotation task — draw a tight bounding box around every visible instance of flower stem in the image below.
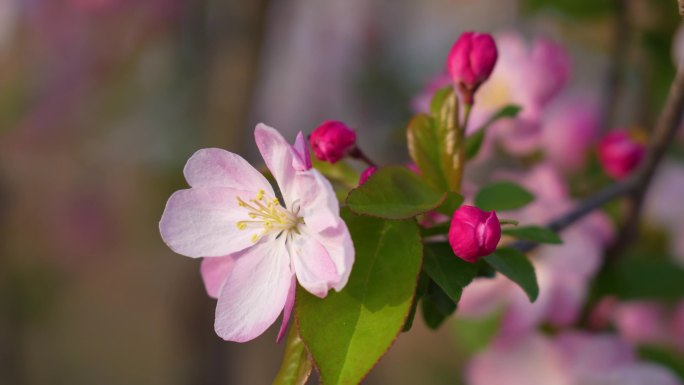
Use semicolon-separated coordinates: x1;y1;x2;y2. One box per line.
461;103;473;133
349;147;378;168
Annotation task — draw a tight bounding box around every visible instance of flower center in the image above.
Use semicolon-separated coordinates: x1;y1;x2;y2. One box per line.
235;190;302;243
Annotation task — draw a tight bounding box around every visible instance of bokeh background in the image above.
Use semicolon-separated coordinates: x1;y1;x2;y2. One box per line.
1;0;682;384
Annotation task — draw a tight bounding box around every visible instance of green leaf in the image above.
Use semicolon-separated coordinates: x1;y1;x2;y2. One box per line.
407;114;448;191
485;248;539;302
452;311;503;355
435;191;464;216
312;159;359;188
421;281;456;330
599;259;684;302
272;325;313;385
423;243;478;302
475;181;535;211
465;105;521;160
638;345;684;379
296;210;423;385
403;272;429;332
502;226;562;244
430;86;455;118
464;129;486;162
408;86;464;192
432;87;462;192
523;0;613;18
346;166;446;219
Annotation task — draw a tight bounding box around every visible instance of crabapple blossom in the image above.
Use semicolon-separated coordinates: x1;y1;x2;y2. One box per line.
466;33;571;156
540;94;600;173
159;123;354;342
467;331;681;385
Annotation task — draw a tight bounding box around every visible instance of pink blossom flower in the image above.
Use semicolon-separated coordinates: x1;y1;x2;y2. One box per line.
598;131;645;180
159;124;354;342
447;32;498;102
309;120;357;163
540;93;601;173
643;162;684;266
467;331;681;385
358;166;377;186
466;33;571;156
608;299;684;354
613;301;670;345
448;205;501;262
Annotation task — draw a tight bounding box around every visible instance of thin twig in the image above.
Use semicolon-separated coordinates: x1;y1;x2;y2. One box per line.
606;68;684;260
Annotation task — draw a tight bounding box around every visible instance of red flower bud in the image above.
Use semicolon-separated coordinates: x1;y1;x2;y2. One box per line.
447;32;498;102
309;120;357;163
358;166;377;186
597;131;645;180
448;205;501;263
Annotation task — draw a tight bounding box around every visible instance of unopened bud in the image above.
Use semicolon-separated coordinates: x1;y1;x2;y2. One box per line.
597;131;645;180
309;120;357;163
448;205;501;263
447;32;498;104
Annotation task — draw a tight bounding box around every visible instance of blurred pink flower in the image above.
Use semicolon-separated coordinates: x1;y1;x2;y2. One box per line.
644;162;684;266
467;32;571;156
159;124;354;342
540;93;601;173
607;299;684;355
467;331;681;385
613;301;669;345
458;165;613;341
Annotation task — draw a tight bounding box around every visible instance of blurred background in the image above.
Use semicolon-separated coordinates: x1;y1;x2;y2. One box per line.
0;0;682;384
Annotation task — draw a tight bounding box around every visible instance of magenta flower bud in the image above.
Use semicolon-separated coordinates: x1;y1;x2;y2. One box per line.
597;131;645;180
358;166;377;186
309;120;357;163
448;205;501;263
447;32;498;101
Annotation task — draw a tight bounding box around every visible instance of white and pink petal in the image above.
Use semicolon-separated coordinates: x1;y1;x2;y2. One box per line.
159;187;258;258
214;238;293;342
200;255;235;299
289;232;339;298
307;219;354;291
254;123;297;205
183;148;273;193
